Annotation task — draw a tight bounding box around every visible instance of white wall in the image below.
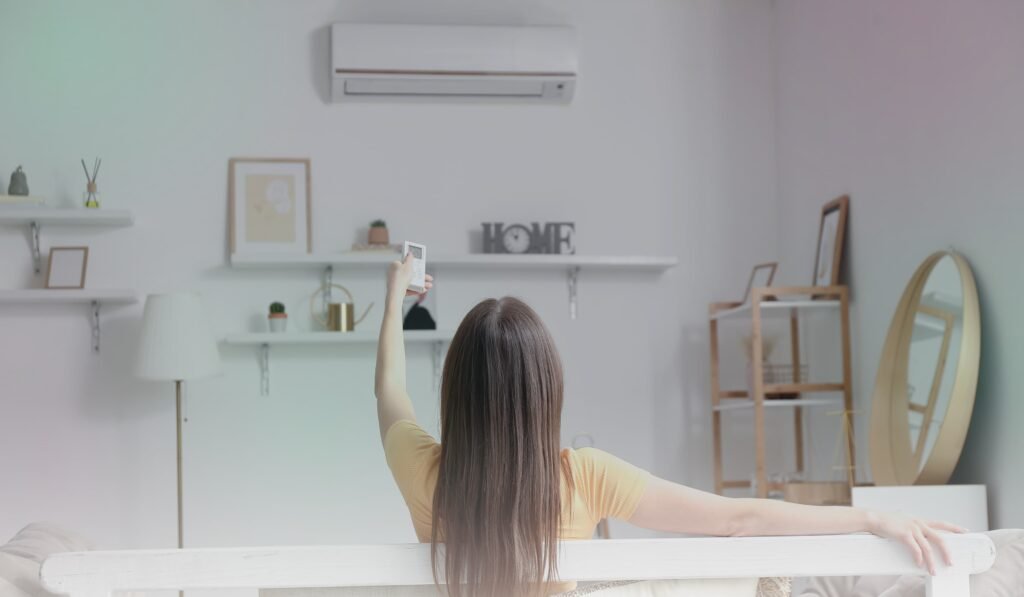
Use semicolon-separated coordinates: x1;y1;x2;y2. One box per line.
774;0;1024;527
0;0;779;547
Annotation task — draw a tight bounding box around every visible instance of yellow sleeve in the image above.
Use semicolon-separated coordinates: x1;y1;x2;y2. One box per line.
574;447;650;521
384;419;440;511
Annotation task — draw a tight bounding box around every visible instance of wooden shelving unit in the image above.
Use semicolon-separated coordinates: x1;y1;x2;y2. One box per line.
709;285;855;499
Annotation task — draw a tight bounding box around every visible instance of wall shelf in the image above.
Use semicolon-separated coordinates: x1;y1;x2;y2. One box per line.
223;330;453;345
0;289;138;352
230;253;677;271
0;208;135;274
0;289;137;304
0;208;134;227
230;253;677;320
221;330;454;396
713;396;843;413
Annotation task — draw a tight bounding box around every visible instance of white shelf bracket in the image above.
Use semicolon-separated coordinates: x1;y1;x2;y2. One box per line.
90;301;101;353
323;265;334;310
259;343;271;396
30;221;42;274
567;266;581;320
432;340;443;391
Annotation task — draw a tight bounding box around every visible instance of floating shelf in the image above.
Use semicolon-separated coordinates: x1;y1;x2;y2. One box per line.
222;330;454;346
0;208;134;227
0;289;137;353
0;288;137;305
711;298;840;321
713;396;843;413
0;208;135;274
223;329;454;396
230;253;677;271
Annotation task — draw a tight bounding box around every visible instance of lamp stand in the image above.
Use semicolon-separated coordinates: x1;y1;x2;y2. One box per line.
176;379;184;597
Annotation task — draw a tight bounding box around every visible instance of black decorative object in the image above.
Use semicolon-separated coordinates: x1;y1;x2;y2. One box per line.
7;166;29;196
403;302;436;330
481;222;576;254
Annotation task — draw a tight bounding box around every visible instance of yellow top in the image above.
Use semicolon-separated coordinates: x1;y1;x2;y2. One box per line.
384;418;650;542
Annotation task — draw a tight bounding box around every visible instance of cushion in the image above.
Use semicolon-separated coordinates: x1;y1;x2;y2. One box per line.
0;522;94;597
0;553;38;597
0;523;93;564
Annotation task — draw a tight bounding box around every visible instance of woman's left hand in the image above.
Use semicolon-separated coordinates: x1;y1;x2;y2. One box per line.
866;511;967;575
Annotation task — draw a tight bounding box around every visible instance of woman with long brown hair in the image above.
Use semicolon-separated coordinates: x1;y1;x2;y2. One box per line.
376;255;962;597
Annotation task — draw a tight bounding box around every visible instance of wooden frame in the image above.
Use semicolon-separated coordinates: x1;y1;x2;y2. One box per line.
711;286;855;499
228;158;312;256
812;195;849;288
742;262;777;304
869;251;980;486
40;534;995;597
45;246;89;289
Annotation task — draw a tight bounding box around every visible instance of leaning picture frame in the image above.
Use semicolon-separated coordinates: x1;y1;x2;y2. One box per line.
742;262;777;304
46;246;89;289
812;195;850;288
228;158;312;257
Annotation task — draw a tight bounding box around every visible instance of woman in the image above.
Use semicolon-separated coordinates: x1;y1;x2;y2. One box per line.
375;255;962;597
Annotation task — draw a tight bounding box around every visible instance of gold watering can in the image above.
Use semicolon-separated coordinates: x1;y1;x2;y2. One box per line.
310;284;373;332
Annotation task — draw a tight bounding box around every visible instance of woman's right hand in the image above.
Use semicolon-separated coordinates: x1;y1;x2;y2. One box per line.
386;253;433;302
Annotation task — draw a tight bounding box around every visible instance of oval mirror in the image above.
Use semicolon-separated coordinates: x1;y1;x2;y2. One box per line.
869;251;980;486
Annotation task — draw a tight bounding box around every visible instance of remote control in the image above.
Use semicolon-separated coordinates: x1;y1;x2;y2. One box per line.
404;241;427;293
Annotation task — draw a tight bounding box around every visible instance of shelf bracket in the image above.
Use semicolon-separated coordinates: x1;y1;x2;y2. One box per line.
90;301;101;353
30;221;41;274
567;266;580;320
323;265;334;311
259;343;270;396
432;340;443;391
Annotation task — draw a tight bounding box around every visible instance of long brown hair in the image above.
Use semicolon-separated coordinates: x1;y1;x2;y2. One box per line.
431;297;571;597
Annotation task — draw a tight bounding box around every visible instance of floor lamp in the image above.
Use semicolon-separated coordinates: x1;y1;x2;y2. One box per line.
136;293;221;555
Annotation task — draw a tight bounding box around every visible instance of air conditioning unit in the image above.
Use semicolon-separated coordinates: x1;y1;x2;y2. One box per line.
330;23;577;103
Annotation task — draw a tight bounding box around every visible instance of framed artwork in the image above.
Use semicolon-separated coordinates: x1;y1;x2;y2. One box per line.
46;247;89;289
229;158;311;256
812;195;850;288
742;262;777;304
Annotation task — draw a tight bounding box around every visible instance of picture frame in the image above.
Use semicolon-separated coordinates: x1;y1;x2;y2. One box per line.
228;158;312;256
742;262;777;304
812;195;850;288
46;247;89;289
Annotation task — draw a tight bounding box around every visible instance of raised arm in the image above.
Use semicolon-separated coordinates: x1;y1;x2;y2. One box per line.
374;254;432;441
628;475;965;575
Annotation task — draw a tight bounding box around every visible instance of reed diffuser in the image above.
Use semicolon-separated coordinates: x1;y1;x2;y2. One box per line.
81;158;102;208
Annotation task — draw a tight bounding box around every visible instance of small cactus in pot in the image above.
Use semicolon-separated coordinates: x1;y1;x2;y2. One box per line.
268;302;287;333
368;219;389;245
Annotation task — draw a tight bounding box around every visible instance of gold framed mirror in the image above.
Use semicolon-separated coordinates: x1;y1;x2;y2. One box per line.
869;251;981;486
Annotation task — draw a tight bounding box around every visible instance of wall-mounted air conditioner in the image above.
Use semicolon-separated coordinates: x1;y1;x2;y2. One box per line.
330;23;577;103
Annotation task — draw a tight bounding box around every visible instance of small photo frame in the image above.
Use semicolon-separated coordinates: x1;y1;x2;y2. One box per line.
46;247;89;289
812;195;850;288
229;158;312;256
742;262;777;304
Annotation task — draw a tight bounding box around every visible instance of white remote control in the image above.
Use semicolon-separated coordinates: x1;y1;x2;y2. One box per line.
404;241;427;293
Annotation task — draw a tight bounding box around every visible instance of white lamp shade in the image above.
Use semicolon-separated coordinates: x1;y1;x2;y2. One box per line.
136;292;222;381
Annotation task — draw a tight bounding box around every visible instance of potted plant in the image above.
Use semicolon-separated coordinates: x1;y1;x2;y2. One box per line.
368;219;389;246
268;302;287;333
